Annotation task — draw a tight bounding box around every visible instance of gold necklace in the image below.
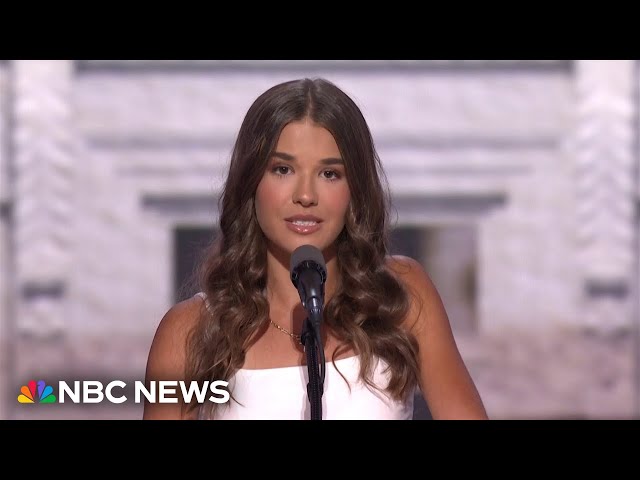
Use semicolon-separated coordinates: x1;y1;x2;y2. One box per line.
269;319;302;345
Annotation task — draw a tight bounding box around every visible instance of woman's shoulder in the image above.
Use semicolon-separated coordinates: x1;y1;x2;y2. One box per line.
384;254;442;330
144;294;204;419
155;294;204;338
384;254;429;286
145;294;204;379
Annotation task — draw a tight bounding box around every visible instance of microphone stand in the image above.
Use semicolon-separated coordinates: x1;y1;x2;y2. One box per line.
290;252;327;420
300;316;325;420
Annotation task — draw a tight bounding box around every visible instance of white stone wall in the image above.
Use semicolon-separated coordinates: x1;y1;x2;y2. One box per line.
71;63;576;339
479;146;580;331
573;61;636;331
0;63;7;331
12;61;75;336
0;61;9;419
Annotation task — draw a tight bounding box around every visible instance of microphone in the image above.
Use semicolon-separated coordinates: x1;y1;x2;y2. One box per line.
290;245;328;416
290;244;327;329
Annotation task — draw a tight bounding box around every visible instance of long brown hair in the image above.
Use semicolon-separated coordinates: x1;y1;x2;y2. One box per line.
186;78;420;418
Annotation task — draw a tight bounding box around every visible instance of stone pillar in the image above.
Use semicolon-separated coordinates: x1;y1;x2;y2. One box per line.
573;60;636;330
635;60;640;420
0;60;10;418
10;60;75;381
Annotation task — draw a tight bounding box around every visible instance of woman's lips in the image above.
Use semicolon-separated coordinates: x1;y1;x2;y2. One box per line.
285;220;322;235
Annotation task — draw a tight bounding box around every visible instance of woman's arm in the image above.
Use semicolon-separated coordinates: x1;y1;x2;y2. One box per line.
388;255;488;420
142;295;203;420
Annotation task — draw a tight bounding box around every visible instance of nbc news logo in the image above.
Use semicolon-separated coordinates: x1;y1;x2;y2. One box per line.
17;379;229;404
18;380;56;404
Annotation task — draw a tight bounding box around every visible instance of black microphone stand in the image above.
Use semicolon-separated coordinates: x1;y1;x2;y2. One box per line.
300;315;325;420
290;249;327;420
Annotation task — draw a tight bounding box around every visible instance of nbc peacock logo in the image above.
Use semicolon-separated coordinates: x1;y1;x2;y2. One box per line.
18;380;57;404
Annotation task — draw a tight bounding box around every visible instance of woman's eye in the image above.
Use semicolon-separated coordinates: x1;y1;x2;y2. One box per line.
273;166;290;175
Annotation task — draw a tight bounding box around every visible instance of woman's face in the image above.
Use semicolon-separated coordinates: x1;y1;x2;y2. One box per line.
255;118;351;259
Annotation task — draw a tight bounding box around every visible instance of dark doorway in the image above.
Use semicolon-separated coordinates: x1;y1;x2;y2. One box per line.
173;227;217;303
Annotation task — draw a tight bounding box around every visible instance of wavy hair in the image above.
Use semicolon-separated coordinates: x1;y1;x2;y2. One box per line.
185;78;420;418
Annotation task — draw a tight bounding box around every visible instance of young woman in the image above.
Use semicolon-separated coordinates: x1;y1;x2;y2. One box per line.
143;77;488;420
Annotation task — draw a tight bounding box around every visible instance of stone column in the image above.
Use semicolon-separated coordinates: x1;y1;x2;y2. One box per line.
635;60;640;420
573;60;636;331
0;60;10;418
11;61;76;394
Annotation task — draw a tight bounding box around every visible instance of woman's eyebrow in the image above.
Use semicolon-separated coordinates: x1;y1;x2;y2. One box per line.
271;151;344;165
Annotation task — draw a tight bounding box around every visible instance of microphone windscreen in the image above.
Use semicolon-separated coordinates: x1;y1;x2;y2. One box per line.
290;244;326;275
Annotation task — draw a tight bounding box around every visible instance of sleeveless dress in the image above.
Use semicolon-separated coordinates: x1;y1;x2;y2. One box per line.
195;293;414;420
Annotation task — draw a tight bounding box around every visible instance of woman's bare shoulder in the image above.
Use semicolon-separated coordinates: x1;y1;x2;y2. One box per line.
143;294;204;419
385;255;488;418
145;294;204;380
384;254;432;298
385;254;422;277
153;294;204;344
384;254;441;330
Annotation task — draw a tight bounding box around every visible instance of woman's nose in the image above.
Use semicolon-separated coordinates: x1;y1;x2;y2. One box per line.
292;176;318;207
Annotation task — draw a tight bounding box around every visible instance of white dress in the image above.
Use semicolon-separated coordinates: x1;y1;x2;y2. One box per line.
194;293;414;420
207;355;414;420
